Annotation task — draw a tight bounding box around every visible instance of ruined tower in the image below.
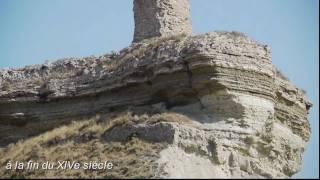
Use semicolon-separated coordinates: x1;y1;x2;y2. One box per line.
133;0;193;43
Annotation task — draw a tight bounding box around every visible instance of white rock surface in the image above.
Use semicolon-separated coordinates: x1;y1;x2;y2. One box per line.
157;146;227;179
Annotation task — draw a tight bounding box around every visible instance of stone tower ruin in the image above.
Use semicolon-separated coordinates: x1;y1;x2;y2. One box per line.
133;0;193;43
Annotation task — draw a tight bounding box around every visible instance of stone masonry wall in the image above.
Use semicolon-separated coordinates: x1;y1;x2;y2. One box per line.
133;0;193;42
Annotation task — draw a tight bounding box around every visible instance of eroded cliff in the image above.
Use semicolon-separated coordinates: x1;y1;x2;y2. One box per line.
0;31;312;178
0;0;313;178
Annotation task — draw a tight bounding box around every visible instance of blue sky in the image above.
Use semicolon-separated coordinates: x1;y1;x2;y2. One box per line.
0;0;318;178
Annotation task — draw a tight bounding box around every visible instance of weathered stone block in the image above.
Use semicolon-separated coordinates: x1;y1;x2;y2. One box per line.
133;0;193;42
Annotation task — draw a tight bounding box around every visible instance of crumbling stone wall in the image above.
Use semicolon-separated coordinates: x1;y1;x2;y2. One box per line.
133;0;193;42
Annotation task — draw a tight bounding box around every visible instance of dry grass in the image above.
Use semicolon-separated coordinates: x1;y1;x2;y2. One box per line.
0;111;194;178
101;58;121;72
144;112;194;125
99;111;195;133
215;30;248;39
101;33;188;73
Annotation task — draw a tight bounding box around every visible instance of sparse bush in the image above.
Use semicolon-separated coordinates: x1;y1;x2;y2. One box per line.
110;50;119;59
244;136;255;145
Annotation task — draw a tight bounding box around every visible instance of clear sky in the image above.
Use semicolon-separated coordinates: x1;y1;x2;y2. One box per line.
0;0;318;178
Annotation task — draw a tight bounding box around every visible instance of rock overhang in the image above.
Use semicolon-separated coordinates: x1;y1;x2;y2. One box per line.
0;15;312;179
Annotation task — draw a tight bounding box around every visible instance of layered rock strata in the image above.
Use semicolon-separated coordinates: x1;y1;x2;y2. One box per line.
0;32;312;178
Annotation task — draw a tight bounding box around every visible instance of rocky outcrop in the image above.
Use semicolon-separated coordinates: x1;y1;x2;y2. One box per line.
0;0;312;178
0;32;272;144
0;32;311;178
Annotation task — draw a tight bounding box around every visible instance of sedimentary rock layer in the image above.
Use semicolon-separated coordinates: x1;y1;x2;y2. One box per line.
0;32;312;178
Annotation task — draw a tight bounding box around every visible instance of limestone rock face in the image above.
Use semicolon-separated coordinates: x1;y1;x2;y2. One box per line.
0;0;312;177
133;0;192;42
0;32;312;178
